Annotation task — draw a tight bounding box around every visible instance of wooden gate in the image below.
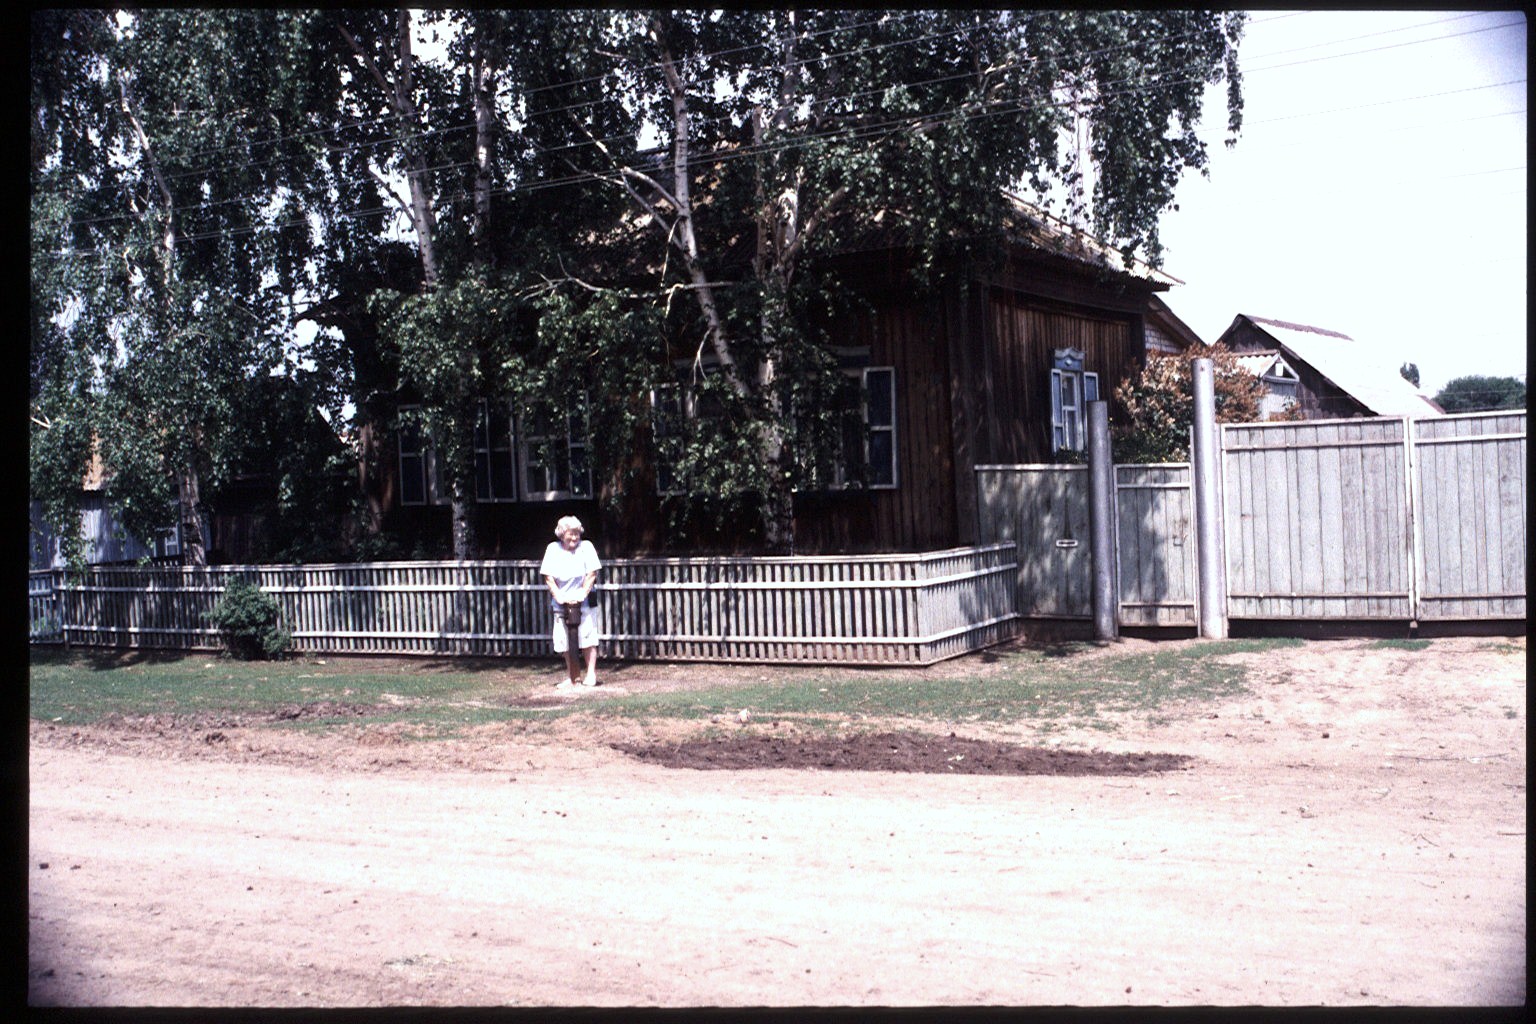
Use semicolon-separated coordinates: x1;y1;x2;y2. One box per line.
974;464;1196;626
1221;417;1415;619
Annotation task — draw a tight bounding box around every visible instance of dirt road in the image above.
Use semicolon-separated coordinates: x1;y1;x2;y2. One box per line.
27;637;1527;1006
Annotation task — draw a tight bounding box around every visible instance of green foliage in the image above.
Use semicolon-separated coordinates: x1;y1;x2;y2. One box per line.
1399;362;1420;388
1433;375;1525;413
208;580;291;661
32;9;1249;559
1112;344;1267;463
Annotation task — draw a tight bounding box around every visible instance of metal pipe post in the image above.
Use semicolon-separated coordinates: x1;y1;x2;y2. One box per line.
1086;400;1119;641
1191;358;1228;638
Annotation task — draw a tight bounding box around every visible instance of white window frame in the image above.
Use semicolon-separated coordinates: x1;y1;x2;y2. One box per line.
1050;348;1099;453
796;364;899;492
649;383;689;496
517;400;592;502
402;400;587;505
475;400;518;503
856;365;899;490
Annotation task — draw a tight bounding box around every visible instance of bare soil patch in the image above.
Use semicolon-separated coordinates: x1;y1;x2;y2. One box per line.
616;731;1194;775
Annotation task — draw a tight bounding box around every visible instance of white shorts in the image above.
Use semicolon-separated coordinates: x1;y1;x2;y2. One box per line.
552;604;600;653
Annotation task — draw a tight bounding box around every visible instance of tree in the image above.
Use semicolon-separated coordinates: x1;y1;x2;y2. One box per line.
33;10;1249;561
30;10;335;565
551;9;1246;550
1433;375;1526;413
1400;362;1420;388
1112;344;1268;463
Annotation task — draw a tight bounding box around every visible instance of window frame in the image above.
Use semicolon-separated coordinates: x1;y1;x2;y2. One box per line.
517;400;592;502
1050;348;1099;454
400;399;591;506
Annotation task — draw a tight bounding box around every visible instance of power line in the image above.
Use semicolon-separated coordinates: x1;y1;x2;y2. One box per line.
41;13;1525;259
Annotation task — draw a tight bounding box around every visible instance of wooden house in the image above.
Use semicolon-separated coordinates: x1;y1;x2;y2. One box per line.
383;195;1183;558
1215;314;1443;420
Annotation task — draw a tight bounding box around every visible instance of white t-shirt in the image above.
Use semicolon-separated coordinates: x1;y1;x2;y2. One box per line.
539;539;601;610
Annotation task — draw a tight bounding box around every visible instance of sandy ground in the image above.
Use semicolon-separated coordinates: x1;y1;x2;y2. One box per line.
27;635;1527;1007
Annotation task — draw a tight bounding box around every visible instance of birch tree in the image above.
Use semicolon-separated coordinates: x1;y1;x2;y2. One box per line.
557;9;1245;551
30;9;330;565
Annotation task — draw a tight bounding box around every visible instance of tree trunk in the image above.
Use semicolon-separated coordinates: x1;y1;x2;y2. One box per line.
178;461;208;567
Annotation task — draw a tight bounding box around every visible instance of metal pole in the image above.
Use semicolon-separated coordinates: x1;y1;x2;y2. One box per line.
1087;400;1119;641
1191;358;1228;638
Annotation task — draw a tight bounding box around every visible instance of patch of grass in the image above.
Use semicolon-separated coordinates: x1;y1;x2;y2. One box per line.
1369;638;1432;651
28;649;534;728
30;637;1298;738
584;638;1292;729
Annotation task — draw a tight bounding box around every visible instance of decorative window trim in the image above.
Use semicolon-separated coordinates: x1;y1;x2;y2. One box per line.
1050;348;1099;453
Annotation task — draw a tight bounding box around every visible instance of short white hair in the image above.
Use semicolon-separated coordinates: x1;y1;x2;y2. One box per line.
555;515;584;538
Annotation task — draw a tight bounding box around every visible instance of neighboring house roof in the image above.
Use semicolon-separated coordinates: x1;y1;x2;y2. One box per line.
1145;295;1204;352
1224;315;1442;418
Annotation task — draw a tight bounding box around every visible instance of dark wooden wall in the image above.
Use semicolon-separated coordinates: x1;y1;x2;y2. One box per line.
792;294;958;555
975;288;1139;465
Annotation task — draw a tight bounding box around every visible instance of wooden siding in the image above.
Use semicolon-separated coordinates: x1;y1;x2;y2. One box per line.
794;297;957;554
32;545;1019;666
979;289;1138;464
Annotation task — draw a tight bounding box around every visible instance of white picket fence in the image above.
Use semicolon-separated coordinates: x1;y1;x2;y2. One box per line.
28;544;1020;666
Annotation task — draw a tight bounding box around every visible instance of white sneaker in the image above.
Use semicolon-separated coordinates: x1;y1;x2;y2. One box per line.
582;677;598;687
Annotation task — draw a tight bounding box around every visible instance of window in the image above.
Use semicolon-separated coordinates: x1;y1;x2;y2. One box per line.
475;402;517;502
398;405;436;506
649;384;687;496
400;400;587;505
858;366;898;488
1050;348;1099;453
649;362;730;496
518;403;591;501
798;365;899;491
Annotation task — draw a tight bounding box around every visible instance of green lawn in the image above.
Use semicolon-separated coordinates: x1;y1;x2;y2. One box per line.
30;638;1302;738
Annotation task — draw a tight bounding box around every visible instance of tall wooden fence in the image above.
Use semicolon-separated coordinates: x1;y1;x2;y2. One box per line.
977;411;1525;626
1223;411;1525;621
28;544;1019;666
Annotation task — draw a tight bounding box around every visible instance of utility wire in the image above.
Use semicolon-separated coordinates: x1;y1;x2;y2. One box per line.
43;14;1523;255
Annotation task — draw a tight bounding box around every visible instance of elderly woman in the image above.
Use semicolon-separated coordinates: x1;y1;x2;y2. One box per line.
539;515;602;687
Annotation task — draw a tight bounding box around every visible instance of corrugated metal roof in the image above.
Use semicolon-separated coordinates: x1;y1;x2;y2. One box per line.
1238;316;1442;418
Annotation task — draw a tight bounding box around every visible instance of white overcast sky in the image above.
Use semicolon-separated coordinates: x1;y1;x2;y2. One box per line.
1156;8;1527;397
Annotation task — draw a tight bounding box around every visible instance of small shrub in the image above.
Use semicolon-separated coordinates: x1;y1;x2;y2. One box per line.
209;580;291;660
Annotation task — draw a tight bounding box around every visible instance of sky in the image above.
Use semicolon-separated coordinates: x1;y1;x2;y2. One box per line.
1154;9;1527;398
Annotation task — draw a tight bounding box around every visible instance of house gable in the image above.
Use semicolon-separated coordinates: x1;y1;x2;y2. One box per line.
1217;314;1441;419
